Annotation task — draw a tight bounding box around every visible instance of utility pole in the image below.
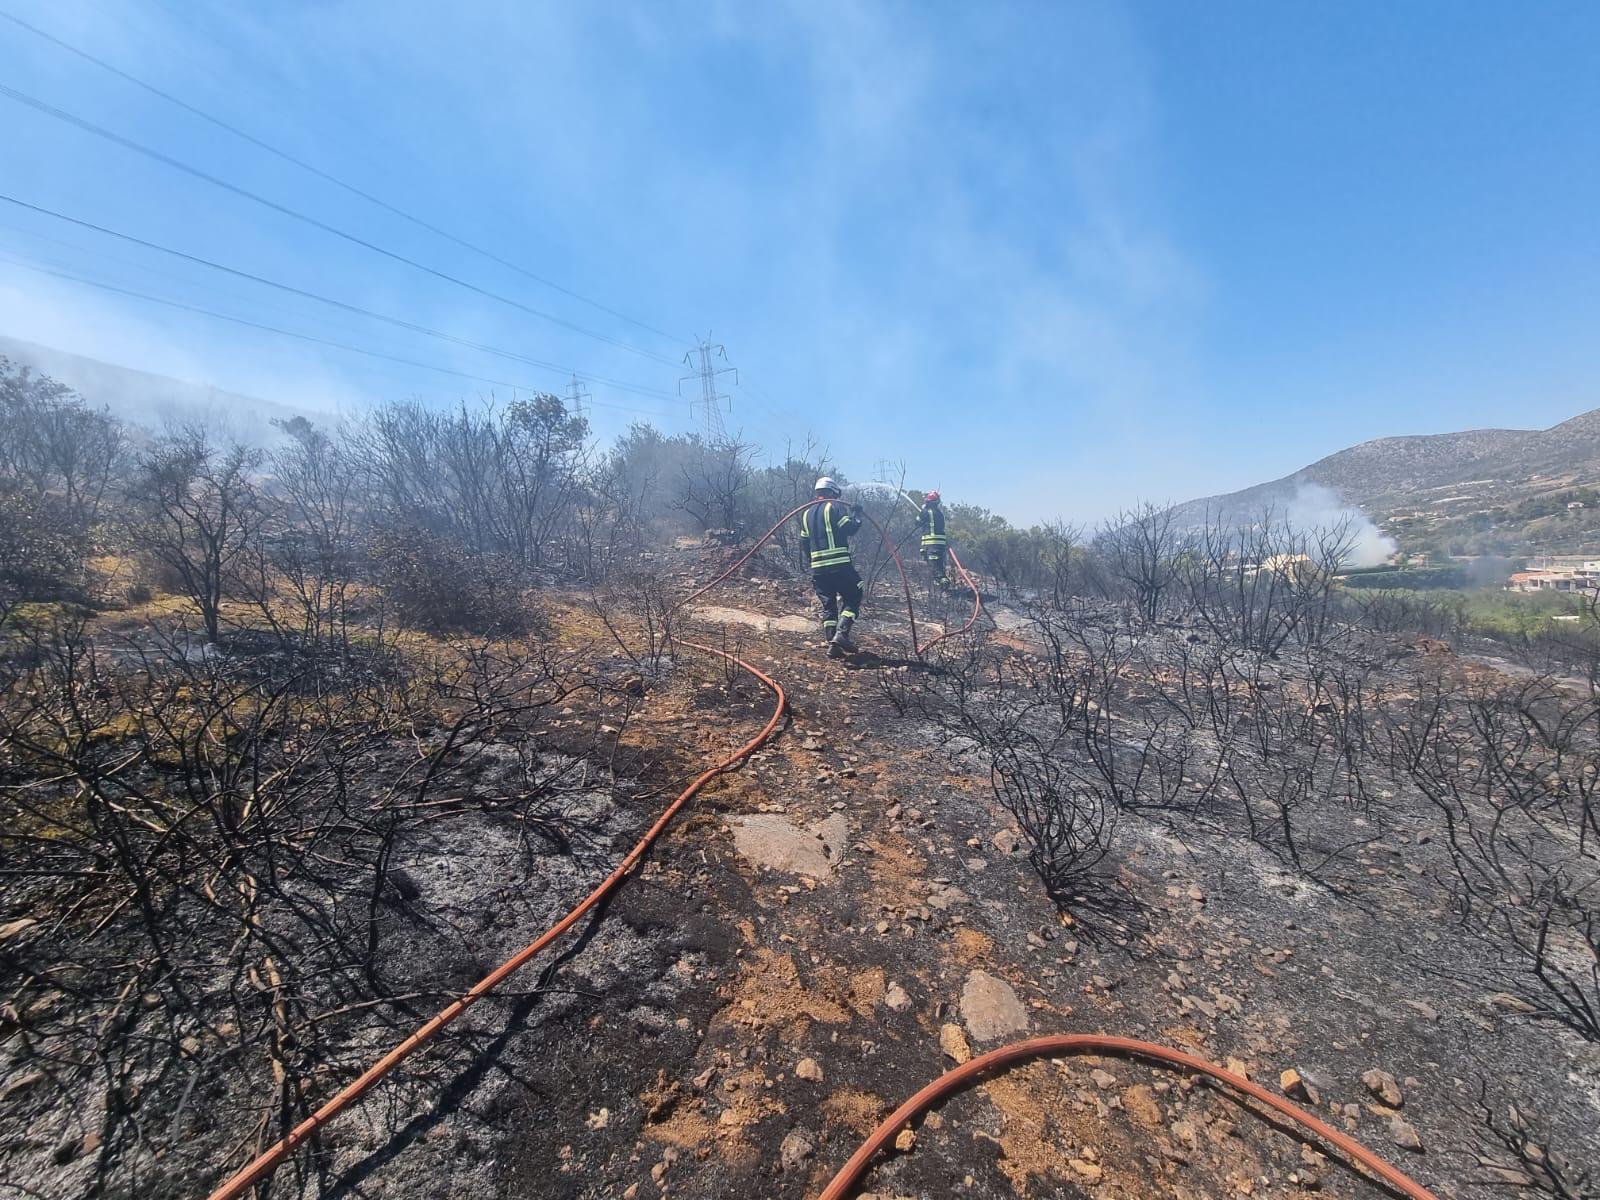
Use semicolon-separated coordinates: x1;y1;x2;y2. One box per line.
680;334;736;441
564;374;592;422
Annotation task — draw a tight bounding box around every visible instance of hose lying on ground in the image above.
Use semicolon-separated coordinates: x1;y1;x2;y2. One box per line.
206;498;1435;1200
817;1035;1442;1200
206;498;934;1198
206;641;788;1200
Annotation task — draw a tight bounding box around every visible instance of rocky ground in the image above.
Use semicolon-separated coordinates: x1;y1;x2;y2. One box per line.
7;545;1597;1200
317;551;1600;1197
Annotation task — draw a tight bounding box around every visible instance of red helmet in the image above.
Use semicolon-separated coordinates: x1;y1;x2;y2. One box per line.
924;491;941;503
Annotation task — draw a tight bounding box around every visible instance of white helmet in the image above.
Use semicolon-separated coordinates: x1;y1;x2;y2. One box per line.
813;476;842;497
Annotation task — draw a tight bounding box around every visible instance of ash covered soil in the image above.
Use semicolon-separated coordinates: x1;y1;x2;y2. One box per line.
8;544;1598;1200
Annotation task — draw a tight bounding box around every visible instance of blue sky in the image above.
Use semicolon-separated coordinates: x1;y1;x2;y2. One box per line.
2;1;1597;524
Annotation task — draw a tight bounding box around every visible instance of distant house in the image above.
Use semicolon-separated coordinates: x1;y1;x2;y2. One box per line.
1508;570;1596;594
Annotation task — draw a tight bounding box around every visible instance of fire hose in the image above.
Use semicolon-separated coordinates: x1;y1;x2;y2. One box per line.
817;1035;1440;1200
205;497;1435;1200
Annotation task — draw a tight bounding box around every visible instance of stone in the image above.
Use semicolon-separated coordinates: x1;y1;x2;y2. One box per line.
1361;1069;1403;1108
1090;1069;1118;1090
960;970;1029;1042
1388;1116;1423;1151
993;829;1020;854
726;814;835;877
586;1107;610;1130
815;813;850;862
780;1129;815;1170
796;1057;824;1083
0;1071;45;1101
1488;992;1536;1014
940;1023;973;1064
1280;1069;1319;1105
884;983;913;1013
1403;1000;1439;1021
1069;1158;1104;1181
894;1128;916;1152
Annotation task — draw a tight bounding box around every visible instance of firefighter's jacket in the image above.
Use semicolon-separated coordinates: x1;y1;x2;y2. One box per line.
918;502;947;548
799;499;862;572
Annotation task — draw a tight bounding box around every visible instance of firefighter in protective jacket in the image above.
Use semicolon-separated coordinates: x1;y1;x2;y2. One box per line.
918;491;950;589
799;478;864;658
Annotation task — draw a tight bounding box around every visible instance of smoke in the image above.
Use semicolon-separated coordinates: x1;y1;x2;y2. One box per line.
1283;482;1397;568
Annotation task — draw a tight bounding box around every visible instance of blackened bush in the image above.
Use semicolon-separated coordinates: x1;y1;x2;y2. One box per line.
0;481;90;604
369;525;536;634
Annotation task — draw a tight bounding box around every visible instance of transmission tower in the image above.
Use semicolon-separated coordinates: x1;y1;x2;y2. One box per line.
680;335;736;440
564;374;592;421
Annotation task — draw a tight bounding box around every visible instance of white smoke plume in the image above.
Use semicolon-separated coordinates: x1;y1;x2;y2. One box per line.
1283;482;1397;568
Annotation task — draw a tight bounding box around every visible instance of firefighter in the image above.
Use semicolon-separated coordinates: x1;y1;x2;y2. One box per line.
799;477;865;658
918;491;950;590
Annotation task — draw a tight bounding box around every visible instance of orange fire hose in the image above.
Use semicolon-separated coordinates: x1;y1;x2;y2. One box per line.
205;495;1434;1200
817;1035;1441;1200
207;495;954;1199
206;640;787;1200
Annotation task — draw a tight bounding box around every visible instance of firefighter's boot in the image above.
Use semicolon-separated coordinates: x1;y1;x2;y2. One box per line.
828;614;856;658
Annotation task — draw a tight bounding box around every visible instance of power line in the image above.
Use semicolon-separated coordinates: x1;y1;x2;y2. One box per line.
0;252;679;420
0;193;676;401
0;82;682;367
0;6;683;345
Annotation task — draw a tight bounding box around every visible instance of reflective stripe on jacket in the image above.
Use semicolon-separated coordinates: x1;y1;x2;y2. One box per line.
919;502;947;546
800;499;860;570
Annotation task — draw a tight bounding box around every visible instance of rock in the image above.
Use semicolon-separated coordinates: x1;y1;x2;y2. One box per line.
940;1023;973;1064
726;814;835;877
960;970;1030;1041
1225;1057;1251;1080
1488;992;1536;1014
1388;1116;1423;1151
993;829;1020;854
1090;1069;1118;1090
586;1107;610;1129
622;1186;639;1199
1069;1158;1104;1181
884;983;913;1013
1403;1000;1439;1021
815;813;850;862
894;1128;916;1152
1280;1069;1320;1105
0;918;38;941
780;1129;816;1169
796;1057;824;1083
0;1071;45;1101
1361;1069;1403;1108
926;884;968;910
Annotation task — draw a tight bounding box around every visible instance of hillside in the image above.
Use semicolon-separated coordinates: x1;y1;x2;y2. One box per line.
0;334;332;445
1179;407;1600;556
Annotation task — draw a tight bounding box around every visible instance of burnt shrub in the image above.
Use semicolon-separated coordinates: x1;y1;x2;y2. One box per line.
0;481;90;604
368;525;536;634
